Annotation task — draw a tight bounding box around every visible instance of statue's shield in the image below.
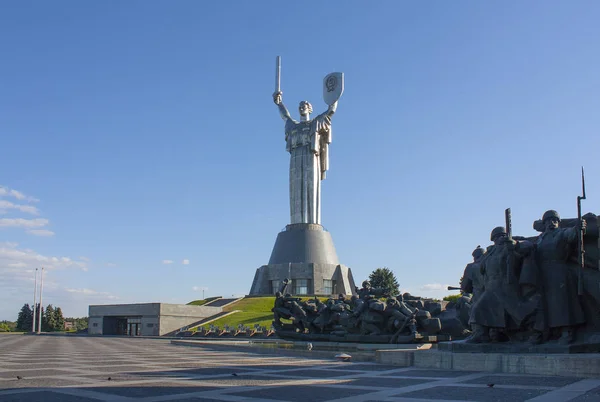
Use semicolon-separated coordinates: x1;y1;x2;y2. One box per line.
323;72;344;105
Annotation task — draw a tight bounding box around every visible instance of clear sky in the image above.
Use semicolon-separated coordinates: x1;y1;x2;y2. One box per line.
1;1;599;320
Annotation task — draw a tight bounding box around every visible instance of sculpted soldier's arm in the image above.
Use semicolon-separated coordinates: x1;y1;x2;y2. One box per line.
513;240;535;257
560;220;586;244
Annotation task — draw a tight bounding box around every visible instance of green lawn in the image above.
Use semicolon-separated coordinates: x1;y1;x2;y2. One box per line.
192;297;276;329
187;296;221;306
190;296;334;331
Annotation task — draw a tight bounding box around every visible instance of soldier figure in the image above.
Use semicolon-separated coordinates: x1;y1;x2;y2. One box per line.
460;246;486;303
515;210;587;344
460;245;486;334
467;227;535;343
272;291;292;327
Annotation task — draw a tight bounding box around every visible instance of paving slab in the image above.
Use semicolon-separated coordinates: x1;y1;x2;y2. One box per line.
1;334;599;402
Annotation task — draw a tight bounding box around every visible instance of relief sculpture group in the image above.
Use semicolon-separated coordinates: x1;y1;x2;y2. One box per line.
272;208;600;349
459;208;600;348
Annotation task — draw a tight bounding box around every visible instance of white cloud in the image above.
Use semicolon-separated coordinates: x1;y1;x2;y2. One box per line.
65;288;119;300
0;187;38;202
27;229;55;237
192;286;208;292
182;259;190;265
106;262;117;267
0;242;87;272
0;186;39;203
0;242;120;319
419;283;449;291
0;218;49;228
0;200;39;215
79;256;90;262
162;260;174;264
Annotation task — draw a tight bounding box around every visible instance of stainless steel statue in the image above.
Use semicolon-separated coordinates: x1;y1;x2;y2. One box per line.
272;56;344;224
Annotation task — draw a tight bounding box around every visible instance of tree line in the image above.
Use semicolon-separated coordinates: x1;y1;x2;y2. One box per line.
15;303;66;332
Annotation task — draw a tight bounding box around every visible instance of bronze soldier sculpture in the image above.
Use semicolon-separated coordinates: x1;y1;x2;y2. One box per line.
467;227;536;343
514;210;587;344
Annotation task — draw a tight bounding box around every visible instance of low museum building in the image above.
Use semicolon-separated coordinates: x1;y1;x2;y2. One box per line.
88;303;222;336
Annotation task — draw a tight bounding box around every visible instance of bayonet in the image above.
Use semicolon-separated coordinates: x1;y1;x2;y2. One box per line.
505;208;512;284
577;166;586;296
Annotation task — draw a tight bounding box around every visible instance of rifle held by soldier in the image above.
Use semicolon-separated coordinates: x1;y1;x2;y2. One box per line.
577;166;586;296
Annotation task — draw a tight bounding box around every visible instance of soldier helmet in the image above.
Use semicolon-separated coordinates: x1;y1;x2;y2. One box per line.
490;226;506;241
472;245;485;258
338;293;345;299
542;210;560;222
362;280;371;288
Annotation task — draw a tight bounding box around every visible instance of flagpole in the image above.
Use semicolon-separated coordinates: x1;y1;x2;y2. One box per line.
32;268;38;333
37;267;44;334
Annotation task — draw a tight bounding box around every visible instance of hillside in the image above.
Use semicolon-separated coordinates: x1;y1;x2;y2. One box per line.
188;296;331;330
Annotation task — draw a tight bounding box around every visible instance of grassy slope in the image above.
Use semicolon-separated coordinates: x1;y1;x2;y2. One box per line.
187;296;221;306
191;296;334;330
206;297;276;329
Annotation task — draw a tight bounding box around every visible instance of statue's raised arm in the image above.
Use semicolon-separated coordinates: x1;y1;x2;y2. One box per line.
273;91;292;122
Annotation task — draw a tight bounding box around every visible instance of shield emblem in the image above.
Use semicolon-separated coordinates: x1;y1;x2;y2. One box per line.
323;72;344;106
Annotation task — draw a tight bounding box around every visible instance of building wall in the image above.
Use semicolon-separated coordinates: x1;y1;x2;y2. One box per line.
249;263;357;296
158;304;222;336
88;303;222;336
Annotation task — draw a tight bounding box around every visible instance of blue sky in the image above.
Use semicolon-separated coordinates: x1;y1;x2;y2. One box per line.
1;1;599;320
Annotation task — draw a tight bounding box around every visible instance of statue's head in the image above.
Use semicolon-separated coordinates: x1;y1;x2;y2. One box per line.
362;280;371;289
298;101;313;117
490;226;507;244
542;210;560;231
472;245;485;261
338;293;345;301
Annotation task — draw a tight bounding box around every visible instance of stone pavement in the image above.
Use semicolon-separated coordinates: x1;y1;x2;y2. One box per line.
1;335;600;401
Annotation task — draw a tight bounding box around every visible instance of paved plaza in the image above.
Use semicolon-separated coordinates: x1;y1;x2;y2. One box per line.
1;335;600;401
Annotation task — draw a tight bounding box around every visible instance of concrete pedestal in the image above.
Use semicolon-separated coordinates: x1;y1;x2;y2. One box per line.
249;224;356;296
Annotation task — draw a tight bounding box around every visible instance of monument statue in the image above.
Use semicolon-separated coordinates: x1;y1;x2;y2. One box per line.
272;56;344;225
248;57;355;298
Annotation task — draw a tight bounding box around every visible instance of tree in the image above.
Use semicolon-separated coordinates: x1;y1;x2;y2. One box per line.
65;317;88;331
15;303;33;331
443;294;462;303
53;307;65;331
43;304;56;332
0;321;15;332
368;267;400;296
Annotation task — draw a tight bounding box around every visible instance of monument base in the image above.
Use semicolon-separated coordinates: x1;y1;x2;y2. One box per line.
248;223;356;296
438;337;600;354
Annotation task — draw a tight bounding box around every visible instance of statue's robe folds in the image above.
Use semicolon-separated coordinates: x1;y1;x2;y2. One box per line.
284;112;332;225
